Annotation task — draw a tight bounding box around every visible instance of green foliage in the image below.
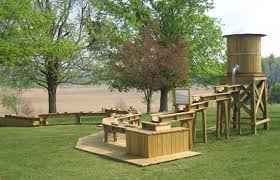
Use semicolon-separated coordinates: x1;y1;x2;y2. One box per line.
0;0;99;112
269;83;280;103
90;0;226;85
262;54;280;88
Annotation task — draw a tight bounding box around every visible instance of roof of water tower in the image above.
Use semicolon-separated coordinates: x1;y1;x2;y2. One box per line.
223;33;266;37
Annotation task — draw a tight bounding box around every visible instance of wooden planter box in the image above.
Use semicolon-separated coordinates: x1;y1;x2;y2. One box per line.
126;127;190;158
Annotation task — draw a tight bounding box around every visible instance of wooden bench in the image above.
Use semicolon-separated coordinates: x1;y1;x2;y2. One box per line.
39;111;111;125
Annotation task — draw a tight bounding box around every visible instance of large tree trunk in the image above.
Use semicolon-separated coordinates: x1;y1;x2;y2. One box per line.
145;89;153;113
159;86;168;112
47;84;57;113
146;99;151;113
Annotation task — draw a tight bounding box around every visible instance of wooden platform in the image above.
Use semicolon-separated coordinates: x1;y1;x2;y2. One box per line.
75;132;201;166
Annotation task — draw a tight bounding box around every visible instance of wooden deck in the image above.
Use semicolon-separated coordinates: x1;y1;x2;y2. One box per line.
75;132;201;166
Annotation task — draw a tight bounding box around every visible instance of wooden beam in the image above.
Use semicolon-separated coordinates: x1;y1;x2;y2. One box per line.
255;82;264;114
255;118;270;126
251;83;257;134
240;101;251;115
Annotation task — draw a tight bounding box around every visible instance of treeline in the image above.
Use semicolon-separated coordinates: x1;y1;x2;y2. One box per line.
0;0;226;113
262;54;280;104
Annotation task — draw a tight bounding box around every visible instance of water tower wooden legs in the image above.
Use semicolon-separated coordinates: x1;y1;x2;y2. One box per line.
239;80;269;135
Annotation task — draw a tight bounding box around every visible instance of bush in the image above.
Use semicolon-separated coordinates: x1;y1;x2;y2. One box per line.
0;90;34;115
269;84;280;103
1;94;21;114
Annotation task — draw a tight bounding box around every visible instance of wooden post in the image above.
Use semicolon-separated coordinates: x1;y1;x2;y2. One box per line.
227;97;231;131
188;120;193;149
224;100;229;139
76;114;81;125
40;117;47;126
113;132;117;142
104;132;108;142
251;82;257;134
262;80;269;130
237;90;241;135
202;109;207;143
216;102;221;138
232;93;237;128
192;112;197;141
220;103;224;135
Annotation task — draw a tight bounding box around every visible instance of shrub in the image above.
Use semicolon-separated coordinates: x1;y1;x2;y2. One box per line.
0;91;34;115
1;94;21;114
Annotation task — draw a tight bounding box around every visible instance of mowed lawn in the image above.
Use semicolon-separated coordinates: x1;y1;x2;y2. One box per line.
0;105;280;180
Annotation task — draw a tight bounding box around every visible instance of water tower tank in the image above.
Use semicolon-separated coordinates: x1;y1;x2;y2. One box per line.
223;33;266;76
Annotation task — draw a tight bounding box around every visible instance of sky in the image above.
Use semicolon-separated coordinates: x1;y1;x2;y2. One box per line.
208;0;280;57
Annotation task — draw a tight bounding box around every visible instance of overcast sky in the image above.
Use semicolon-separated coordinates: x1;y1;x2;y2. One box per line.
208;0;280;57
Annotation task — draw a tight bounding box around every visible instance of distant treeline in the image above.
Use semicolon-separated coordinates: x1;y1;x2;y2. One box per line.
262;54;280;103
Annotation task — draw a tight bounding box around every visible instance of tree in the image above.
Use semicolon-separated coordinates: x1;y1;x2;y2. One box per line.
108;23;188;113
269;83;280;104
91;0;225;112
262;54;279;94
0;0;95;113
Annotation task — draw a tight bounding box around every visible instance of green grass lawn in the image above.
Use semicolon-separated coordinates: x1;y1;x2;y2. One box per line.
0;105;280;180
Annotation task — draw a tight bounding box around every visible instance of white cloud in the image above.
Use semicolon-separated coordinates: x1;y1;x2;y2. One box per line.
208;0;280;56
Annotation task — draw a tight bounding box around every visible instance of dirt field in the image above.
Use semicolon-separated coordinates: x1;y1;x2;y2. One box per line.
0;85;212;116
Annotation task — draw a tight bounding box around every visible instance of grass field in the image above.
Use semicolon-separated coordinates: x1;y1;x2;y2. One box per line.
0;105;279;180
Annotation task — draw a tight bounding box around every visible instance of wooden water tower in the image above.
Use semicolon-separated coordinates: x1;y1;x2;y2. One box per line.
220;34;269;135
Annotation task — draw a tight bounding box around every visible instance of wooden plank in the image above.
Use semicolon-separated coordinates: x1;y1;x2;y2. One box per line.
255;118;270;125
157;134;163;156
162;133;168;156
171;132;176;154
126;130;131;152
185;130;190;150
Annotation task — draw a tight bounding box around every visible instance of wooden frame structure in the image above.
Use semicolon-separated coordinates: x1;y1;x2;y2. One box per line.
218;33;269;135
220;76;269;134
